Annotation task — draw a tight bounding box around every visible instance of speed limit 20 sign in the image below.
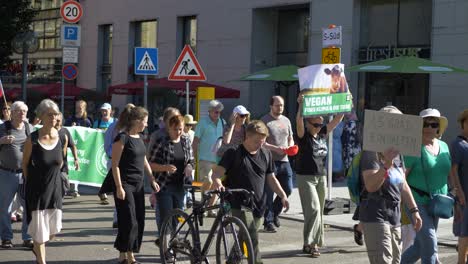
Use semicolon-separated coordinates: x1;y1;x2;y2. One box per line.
60;0;83;24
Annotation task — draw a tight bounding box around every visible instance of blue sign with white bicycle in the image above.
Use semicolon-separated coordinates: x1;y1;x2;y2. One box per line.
134;48;158;75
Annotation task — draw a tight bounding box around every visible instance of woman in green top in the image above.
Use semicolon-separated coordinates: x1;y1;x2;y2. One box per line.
402;108;451;264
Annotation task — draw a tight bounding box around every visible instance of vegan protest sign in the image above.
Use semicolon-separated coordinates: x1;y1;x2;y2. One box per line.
298;64;353;116
363;110;423;157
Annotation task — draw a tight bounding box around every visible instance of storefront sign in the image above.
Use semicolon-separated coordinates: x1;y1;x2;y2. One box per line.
298;64;353;116
363;110;423;157
359;45;430;62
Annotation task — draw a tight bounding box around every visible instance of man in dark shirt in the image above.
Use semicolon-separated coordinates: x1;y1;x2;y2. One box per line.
212;120;289;264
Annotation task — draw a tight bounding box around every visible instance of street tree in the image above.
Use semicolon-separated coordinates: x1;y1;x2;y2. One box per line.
0;0;37;68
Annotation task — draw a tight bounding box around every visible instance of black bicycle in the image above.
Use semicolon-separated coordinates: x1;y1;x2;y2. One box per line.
159;186;255;264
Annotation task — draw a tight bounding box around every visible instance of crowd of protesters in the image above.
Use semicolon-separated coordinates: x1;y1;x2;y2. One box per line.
0;96;467;264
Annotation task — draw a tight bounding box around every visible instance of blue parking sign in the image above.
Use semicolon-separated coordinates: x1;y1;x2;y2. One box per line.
61;24;81;47
134;48;158;75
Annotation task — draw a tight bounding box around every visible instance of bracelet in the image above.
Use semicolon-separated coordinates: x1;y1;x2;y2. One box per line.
409;207;419;214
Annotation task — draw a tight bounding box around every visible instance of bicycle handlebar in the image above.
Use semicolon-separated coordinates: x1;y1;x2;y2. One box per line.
205;188;254;198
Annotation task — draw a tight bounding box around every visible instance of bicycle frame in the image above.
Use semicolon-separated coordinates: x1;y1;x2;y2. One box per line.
167;188;236;263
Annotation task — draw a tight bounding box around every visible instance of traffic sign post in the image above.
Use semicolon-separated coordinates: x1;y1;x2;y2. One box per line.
62;64;78;80
60;0;83;24
60;0;83;111
61;24;81;47
134;47;158;109
63;47;79;63
321;47;341;64
168;45;207;114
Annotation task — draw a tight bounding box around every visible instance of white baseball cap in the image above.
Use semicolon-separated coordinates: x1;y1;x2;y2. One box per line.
100;103;112;110
233;105;249;115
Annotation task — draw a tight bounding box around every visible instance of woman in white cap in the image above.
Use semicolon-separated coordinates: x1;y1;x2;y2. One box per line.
402;108;451;264
216;105;250;158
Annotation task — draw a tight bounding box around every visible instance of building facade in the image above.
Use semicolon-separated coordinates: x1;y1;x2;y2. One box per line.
76;0;468;141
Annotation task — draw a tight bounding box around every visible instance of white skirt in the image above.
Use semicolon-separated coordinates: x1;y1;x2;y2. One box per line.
28;209;63;243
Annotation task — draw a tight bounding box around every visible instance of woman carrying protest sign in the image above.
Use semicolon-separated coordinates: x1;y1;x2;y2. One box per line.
360;105;422;264
295;92;343;257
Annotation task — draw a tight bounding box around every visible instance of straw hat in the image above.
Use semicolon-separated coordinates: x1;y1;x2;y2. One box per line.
419;108;448;136
183;114;198;125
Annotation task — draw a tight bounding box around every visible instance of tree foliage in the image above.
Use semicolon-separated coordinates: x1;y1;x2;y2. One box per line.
0;0;37;68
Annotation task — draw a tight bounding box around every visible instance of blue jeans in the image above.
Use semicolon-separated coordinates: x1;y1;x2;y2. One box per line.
401;203;439;264
264;161;293;226
0;169;31;241
156;185;185;232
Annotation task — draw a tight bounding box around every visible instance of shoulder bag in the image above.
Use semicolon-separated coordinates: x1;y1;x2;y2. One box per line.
420;147;454;219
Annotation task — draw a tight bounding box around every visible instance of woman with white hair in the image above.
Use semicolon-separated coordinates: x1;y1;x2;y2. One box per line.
22;99;67;264
360;105;422;264
402;108;451;264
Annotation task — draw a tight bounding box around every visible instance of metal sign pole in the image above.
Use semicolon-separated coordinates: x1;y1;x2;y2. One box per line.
61;60;64;112
144;74;148;109
186;80;189;114
21;43;28;103
327;116;333;200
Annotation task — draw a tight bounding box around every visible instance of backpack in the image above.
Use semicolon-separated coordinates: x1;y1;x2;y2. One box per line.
346;152;362;205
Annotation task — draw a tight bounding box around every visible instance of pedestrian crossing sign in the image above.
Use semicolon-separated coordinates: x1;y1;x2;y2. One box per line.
134;47;158;75
168;45;206;81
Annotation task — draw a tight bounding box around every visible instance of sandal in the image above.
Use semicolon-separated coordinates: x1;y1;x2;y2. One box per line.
302;244;312;254
353;224;363;246
311;247;320;258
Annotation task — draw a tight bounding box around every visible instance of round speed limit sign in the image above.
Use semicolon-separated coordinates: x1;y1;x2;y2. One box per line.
60;1;83;24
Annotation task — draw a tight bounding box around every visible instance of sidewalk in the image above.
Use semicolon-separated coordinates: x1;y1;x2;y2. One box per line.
280;181;458;247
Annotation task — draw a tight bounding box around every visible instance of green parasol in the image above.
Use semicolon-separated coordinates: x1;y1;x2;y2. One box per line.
237;65;299;81
346;56;468;74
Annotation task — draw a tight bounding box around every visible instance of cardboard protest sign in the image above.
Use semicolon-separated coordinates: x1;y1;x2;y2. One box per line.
363;110;423;157
298;64;353;116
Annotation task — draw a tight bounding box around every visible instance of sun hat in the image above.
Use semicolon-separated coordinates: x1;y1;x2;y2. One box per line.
233;105;250;115
100;103;112;110
183;114;198;125
419;108;448;136
379;105;402;114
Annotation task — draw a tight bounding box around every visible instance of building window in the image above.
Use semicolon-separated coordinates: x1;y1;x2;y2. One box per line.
98;24;113;92
358;0;432;115
135;20;157;48
178;16;197;53
277;8;309;66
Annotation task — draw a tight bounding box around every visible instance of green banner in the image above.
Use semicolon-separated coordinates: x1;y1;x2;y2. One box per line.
66;127;109;187
302;93;353;116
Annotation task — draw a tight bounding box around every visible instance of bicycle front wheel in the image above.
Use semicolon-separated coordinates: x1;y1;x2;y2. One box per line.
160;209;197;264
215;216;255;264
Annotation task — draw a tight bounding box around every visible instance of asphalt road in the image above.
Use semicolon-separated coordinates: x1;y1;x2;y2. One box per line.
0;195;458;263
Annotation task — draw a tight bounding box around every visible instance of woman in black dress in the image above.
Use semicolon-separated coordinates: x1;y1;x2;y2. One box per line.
22;99;67;264
112;106;160;264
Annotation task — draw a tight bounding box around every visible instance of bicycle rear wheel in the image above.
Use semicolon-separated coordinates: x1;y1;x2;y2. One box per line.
160;209;197;264
215;216;255;264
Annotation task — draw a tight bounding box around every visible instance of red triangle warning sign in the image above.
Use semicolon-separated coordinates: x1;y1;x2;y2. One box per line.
168;45;207;81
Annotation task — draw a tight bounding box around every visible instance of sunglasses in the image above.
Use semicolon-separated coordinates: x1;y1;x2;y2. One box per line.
239;114;248;118
307;122;324;128
423;122;439;128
